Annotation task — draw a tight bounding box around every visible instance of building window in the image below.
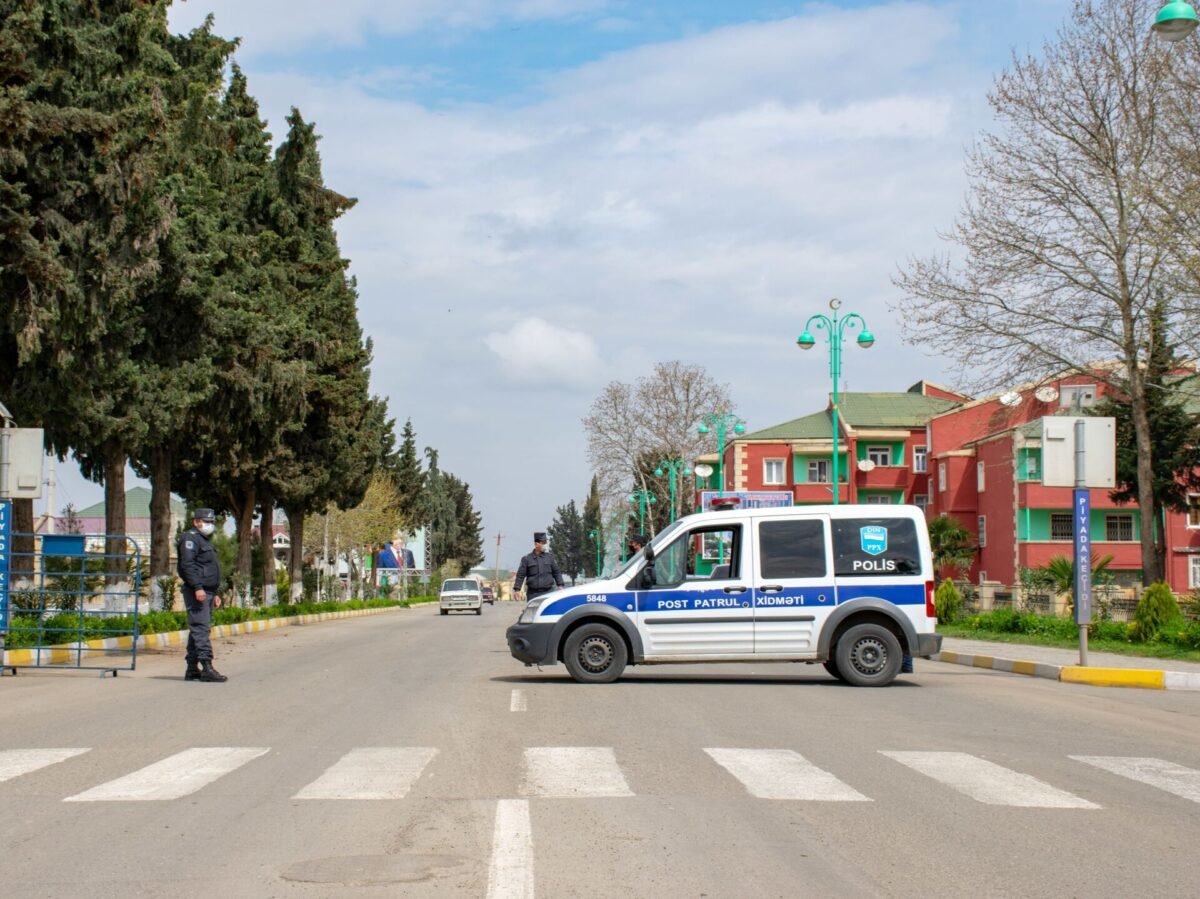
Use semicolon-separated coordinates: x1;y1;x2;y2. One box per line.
1050;513;1073;541
1191;556;1200;589
1060;384;1097;410
979;570;988;585
867;446;891;466
808;459;830;483
977;515;986;547
1105;514;1134;542
977;462;985;492
938;462;947;492
914;494;929;511
1189;495;1200;529
1026;453;1039;480
763;458;785;485
913;446;927;473
864;495;892;505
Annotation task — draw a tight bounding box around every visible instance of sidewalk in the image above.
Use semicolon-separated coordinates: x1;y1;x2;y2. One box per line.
933;636;1200;690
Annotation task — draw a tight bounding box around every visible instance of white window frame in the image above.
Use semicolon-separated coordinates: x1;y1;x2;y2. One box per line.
1190;555;1200;589
864;495;892;505
913;446;927;473
1105;514;1134;542
808;459;830;483
977;515;986;547
1050;513;1073;541
1026;452;1039;479
763;458;786;486
979;570;987;585
938;462;947;492
976;461;985;492
914;494;929;511
867;445;892;466
1060;384;1097;410
1189;494;1200;529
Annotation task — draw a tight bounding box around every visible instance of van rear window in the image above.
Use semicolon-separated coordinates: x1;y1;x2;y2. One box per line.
831;518;922;577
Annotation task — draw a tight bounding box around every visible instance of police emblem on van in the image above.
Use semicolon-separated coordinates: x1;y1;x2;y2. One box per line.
860;525;887;556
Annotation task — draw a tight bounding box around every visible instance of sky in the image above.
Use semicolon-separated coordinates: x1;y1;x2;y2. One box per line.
45;0;1072;568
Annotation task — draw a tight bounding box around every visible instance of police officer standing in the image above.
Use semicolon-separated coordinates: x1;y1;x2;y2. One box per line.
513;532;564;601
177;508;227;683
628;533;655;589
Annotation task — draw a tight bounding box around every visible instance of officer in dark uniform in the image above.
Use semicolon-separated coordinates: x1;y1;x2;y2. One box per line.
177;508;227;683
513;532;564;601
628;533;655;589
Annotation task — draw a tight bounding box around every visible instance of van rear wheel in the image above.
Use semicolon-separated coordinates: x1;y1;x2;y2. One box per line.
835;623;902;687
563;623;627;684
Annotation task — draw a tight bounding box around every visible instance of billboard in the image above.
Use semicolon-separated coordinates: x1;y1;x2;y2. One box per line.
699;490;793;512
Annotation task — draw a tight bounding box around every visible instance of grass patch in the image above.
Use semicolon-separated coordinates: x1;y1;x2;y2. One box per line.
939;620;1200;664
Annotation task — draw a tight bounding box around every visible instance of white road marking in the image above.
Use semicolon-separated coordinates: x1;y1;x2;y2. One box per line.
0;748;90;784
486;799;534;899
705;748;871;801
64;747;269;802
1072;756;1200;804
510;689;527;712
521;747;633;798
294;747;438;800
881;751;1099;808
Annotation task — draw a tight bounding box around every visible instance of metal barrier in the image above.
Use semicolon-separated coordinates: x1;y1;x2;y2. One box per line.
0;529;143;677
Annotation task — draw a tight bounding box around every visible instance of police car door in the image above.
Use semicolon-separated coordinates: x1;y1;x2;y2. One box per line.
753;514;835;655
635;518;753;657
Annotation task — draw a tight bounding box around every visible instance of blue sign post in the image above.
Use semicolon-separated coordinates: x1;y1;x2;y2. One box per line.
0;498;10;633
1073;488;1092;627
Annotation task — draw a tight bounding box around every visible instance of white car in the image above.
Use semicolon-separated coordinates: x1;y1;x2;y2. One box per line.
440;578;483;615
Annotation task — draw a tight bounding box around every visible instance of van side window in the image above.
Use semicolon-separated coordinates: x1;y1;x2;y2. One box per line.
831;518;922;577
651;525;741;588
758;519;826;579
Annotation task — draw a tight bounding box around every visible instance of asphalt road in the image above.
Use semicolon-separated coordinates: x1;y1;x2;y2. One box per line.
1;604;1199;898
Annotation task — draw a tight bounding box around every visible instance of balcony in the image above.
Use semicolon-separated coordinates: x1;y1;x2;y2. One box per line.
855;465;909;491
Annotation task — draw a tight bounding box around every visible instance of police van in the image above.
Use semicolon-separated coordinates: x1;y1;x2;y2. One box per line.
506;504;940;686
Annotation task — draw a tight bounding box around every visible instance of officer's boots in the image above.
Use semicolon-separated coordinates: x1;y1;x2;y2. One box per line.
199;661;228;683
185;661;201;681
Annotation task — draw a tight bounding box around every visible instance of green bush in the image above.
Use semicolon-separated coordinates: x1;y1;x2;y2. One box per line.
1132;582;1183;642
934;579;963;624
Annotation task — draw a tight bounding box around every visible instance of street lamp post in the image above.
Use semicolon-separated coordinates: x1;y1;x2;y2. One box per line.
628;489;656;532
587;528;602;578
654;458;692;523
1154;1;1199;41
796;298;875;506
697;411;746;499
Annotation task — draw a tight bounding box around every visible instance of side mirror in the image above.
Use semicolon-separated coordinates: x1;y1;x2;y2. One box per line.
643;544;655;561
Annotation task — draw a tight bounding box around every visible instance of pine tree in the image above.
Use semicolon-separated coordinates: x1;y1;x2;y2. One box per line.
582;476;603;576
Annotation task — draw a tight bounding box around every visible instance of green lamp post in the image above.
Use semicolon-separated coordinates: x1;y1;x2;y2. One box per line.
1154;1;1199;41
628;489;656;532
587;527;602;578
697;411;746;499
654;458;692;523
796;298;875;506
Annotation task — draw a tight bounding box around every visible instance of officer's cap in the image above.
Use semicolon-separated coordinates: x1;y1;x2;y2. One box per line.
193;508;216;522
534;531;547;543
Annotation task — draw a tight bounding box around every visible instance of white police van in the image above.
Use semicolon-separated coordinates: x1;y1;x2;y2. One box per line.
506;504;940;686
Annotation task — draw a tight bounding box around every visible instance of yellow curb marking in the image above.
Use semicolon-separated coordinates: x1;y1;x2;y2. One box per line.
1060;667;1165;689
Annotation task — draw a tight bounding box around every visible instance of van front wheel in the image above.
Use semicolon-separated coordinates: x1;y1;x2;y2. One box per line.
835;623;902;687
563;623;627;684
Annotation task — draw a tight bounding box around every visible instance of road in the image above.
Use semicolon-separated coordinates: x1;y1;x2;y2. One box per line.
1;604;1198;898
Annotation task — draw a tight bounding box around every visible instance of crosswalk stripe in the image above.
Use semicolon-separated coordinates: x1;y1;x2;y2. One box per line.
64;748;269;802
487;799;535;899
522;747;633;798
294;747;438;800
0;748;90;784
705;748;871;801
881;751;1099;808
1071;756;1200;804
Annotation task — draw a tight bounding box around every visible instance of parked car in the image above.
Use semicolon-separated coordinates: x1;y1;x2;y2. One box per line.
481;583;495;604
440;578;483;615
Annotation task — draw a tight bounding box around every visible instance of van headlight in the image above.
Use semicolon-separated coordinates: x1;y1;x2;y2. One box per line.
518;598;544;624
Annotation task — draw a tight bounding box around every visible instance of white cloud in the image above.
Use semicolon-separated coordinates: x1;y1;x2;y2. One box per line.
484;318;605;388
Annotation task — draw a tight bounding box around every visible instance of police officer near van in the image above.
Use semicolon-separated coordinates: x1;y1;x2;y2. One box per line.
628;533;656;588
177;508;227;683
513;532;564;601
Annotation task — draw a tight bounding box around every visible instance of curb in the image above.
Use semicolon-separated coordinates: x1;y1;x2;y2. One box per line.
1;605;402;667
932;650;1200;691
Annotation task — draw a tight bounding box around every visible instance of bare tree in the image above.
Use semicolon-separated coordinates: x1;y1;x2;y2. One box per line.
583;361;733;531
894;0;1200;584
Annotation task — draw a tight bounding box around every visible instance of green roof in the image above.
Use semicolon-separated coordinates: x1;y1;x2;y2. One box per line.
742;393;960;440
76;486;186;518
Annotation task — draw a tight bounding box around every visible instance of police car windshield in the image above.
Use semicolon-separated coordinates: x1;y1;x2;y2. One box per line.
612;518;690;577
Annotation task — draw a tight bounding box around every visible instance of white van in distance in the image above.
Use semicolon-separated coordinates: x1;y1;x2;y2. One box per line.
506;504;940;686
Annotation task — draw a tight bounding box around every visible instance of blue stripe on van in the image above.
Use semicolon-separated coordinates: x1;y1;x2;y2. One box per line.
836;583;925;605
541;593;635;618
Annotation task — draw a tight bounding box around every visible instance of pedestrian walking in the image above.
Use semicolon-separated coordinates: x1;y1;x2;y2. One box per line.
177;508;227;683
513;532;564;601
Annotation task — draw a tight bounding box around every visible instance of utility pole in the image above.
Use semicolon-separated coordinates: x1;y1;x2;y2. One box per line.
493;531;504;599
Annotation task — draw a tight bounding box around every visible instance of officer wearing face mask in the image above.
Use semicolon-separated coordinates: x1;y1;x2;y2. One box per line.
513;532;564;601
177;508;227;682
